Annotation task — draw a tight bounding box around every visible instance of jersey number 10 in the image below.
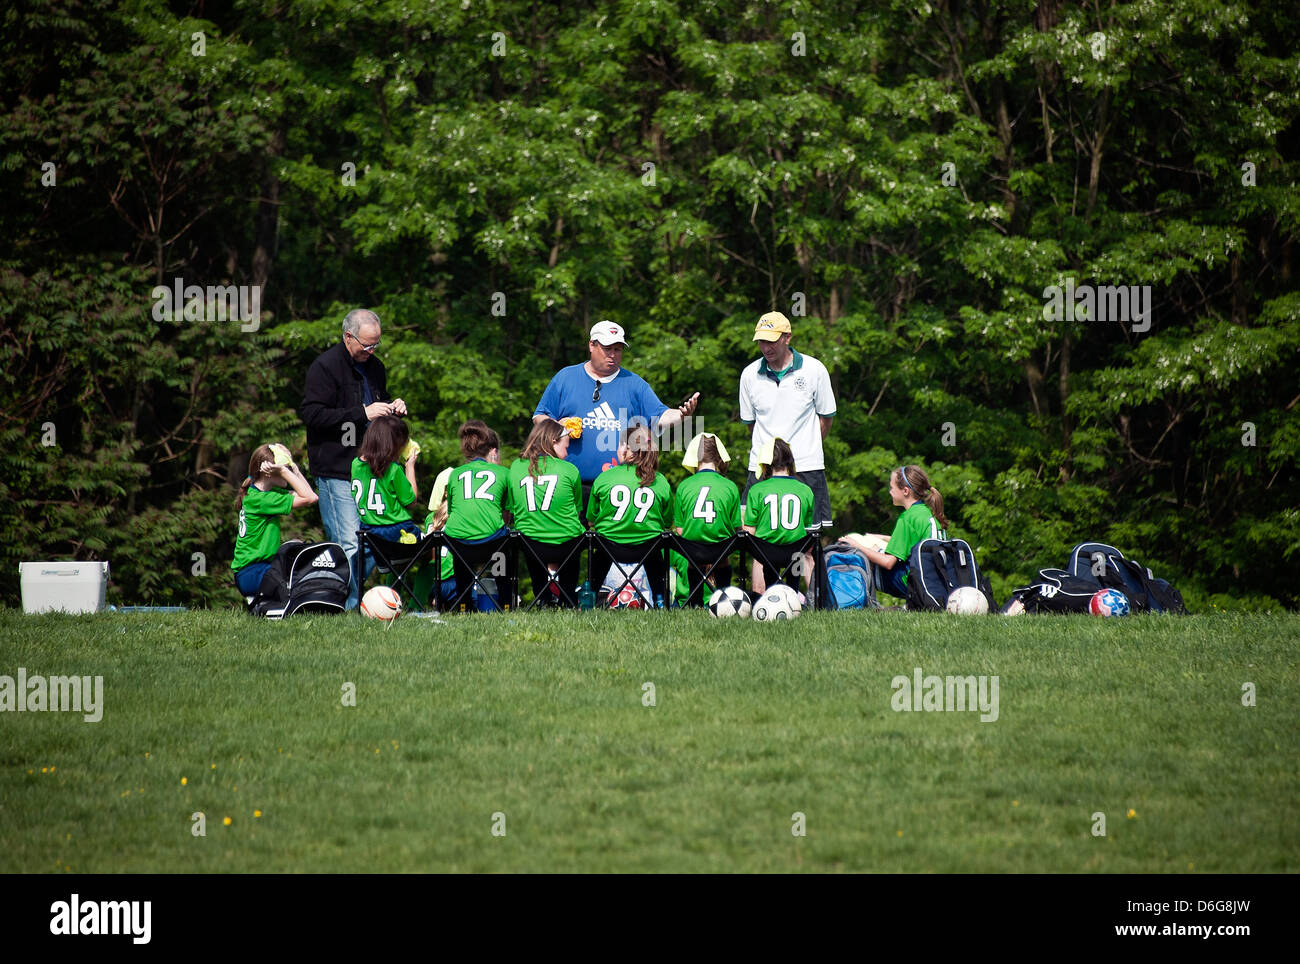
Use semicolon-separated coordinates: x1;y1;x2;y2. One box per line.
763;492;802;530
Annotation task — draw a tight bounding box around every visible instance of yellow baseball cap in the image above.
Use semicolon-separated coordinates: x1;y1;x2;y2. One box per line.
753;311;792;341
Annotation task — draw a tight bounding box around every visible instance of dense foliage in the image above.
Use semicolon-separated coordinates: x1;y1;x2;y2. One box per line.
2;0;1296;609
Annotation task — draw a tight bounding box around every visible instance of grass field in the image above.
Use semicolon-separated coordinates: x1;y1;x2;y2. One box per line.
1;608;1296;873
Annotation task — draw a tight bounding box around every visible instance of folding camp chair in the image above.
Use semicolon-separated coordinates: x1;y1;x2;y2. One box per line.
591;532;670;606
442;532;515;612
356;529;440;612
511;530;588;611
743;532;828;610
669;533;742;606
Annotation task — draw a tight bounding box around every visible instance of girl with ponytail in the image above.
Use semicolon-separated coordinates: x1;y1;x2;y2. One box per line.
232;444;318;596
848;464;948;600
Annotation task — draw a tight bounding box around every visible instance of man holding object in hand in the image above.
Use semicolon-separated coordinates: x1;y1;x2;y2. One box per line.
533;320;699;514
301;308;408;609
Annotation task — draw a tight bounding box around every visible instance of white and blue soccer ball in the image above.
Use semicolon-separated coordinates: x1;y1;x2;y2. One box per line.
753;584;802;621
708;586;751;619
1089;588;1130;617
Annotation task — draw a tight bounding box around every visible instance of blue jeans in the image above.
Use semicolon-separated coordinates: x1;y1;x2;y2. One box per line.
874;558;910;600
359;521;424;581
235;561;272;596
316;476;361;609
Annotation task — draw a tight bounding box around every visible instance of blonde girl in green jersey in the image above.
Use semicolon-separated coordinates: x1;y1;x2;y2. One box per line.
509;418;585;606
233;443;318;596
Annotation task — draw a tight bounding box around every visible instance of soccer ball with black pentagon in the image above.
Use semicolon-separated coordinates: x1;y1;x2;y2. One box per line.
708;586;751;618
752;584;801;620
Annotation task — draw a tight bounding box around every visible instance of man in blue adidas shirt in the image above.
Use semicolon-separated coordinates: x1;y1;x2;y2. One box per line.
533;321;699;511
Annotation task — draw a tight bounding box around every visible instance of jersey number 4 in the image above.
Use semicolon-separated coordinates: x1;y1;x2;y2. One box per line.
351;479;387;515
692;486;716;523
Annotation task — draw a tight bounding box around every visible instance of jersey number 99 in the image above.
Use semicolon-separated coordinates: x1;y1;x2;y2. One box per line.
610;484;654;523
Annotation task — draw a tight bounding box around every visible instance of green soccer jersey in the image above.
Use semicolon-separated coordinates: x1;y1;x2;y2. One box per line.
885;501;945;583
674;470;741;542
587;465;673;542
743;475;814;544
445;459;511;539
508;457;584;542
232;486;295;570
351;458;415;526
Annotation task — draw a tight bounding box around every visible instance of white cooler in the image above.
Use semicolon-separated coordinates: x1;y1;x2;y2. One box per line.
19;561;111;614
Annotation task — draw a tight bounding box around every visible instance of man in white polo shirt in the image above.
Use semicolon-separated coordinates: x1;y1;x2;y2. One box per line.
739;311;836;530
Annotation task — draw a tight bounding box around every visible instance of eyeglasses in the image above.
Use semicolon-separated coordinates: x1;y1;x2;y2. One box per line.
347;332;380;353
592;382;601;403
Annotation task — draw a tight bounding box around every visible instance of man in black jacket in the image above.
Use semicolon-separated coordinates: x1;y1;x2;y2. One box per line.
301;309;408;608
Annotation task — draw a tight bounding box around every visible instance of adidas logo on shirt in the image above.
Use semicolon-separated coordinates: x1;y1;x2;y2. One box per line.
582;401;621;431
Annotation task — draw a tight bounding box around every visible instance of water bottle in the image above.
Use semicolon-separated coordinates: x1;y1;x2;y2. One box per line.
478;577;499;612
578;581;595;610
655;593;665;610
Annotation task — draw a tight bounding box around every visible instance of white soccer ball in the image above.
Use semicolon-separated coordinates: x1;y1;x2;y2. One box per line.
752;584;802;621
946;586;989;615
708;586;751;619
360;585;402;621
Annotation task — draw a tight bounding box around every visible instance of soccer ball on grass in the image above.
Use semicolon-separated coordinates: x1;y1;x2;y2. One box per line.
360;585;402;621
753;584;802;621
708;586;751;618
1089;588;1130;617
946;586;989;615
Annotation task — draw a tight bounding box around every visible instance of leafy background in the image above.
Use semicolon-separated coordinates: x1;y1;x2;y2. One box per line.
2;0;1296;609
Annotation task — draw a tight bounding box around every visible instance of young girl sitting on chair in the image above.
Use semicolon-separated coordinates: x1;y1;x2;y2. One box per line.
352;414;421;580
742;438;814;595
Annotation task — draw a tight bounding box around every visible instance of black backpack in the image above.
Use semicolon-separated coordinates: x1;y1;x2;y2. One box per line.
906;538;996;612
1005;568;1103;614
1066;542;1189;614
246;541;350;618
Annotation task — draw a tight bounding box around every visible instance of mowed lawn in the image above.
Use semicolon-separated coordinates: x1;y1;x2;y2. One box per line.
0;608;1296;873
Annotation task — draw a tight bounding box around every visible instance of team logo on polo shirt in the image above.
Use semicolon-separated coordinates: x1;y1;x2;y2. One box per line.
794;376;807;392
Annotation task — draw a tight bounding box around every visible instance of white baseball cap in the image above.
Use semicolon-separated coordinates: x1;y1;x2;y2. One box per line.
590;320;627;346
